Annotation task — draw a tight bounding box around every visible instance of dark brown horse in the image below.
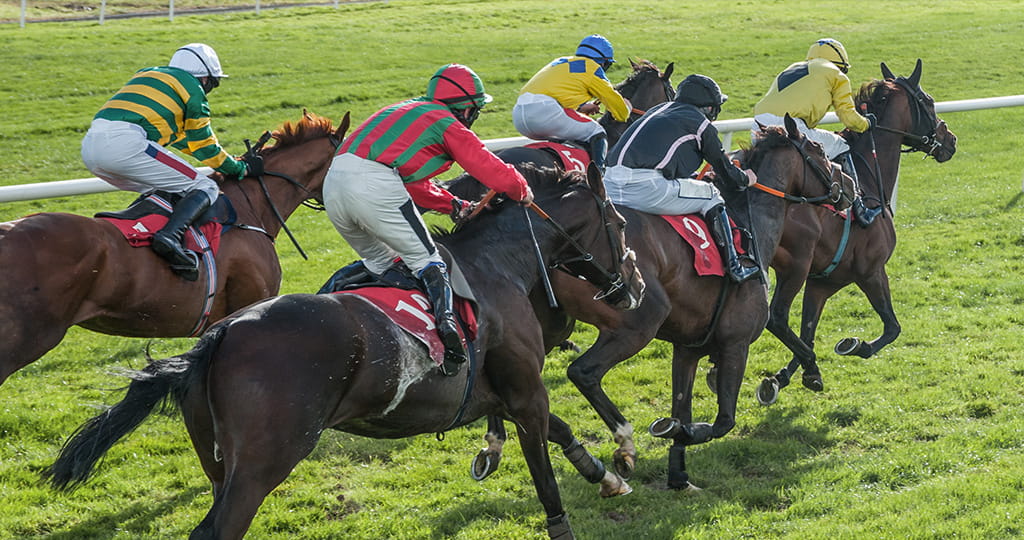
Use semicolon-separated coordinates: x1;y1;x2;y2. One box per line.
0;111;348;387
46;164;645;540
495;59;674;170
448;116;855;491
757;59;958;405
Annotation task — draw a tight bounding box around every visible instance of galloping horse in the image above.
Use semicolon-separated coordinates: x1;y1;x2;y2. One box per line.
0;111;348;387
495;59;674;171
448;116;855;491
757;59;958;405
47;164;645;540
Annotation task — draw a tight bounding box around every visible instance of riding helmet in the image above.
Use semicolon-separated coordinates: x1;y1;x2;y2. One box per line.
426;64;492;110
576;34;615;66
807;38;850;73
169;43;227;79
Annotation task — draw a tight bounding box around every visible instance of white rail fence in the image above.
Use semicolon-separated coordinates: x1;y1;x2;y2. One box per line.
1;95;1023;204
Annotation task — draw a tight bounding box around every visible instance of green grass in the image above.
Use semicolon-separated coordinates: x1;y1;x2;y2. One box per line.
2;0;1024;538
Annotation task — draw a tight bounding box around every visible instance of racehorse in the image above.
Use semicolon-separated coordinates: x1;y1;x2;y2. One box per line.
0;111;348;387
495;59;674;172
447;116;855;491
46;163;646;540
757;59;958;405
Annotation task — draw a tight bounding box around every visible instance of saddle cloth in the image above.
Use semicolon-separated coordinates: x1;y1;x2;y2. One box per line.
660;214;744;277
525;141;591;172
96;191;234;257
332;287;478;367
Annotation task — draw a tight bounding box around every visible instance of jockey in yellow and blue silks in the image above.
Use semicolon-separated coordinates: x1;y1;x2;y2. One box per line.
753;38;881;227
512;34;632;170
81;43;259;281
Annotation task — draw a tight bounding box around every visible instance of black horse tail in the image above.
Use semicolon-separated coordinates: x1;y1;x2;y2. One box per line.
45;323;228;491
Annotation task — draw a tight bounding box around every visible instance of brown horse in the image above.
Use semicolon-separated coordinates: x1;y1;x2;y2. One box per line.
495;59;674;170
757;59;958;405
447;116;856;491
46;164;645;540
0;111;348;387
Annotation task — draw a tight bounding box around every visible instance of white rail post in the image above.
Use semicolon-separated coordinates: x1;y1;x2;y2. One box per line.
19;0;26;27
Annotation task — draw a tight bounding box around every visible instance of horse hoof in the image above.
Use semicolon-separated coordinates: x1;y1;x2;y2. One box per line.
599;472;633;498
648;417;681;439
802;373;824;392
834;337;861;356
470;450;500;481
706;366;718;395
756;377;780;406
669;480;703;494
612;449;635;480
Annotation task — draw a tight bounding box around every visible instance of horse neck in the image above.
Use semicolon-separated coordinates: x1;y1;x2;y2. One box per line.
730;190;789;274
851;131;904;202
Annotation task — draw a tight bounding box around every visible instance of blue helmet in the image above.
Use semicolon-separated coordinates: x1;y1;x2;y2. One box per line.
576;34;615;65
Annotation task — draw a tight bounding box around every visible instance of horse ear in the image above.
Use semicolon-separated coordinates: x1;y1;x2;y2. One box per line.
629;58;640;70
907;58;923;88
336;112;351;141
880;62;895;81
783;113;800;140
663;62;674;80
586;161;607;198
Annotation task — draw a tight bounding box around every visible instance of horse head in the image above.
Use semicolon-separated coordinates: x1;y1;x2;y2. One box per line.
599;59;675;145
858;60;957;162
257;110;350;208
748;115;856;210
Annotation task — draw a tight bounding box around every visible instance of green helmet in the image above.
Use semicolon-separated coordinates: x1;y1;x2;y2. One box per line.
426;64;493;110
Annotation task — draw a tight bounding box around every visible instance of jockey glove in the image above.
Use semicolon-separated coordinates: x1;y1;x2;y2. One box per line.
864;113;878;130
242;154;264;178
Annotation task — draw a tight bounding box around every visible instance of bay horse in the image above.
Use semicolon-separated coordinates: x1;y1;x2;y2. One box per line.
496;59;674;171
447;116;855;491
0;111;348;388
757;59;958;405
46;163;645;540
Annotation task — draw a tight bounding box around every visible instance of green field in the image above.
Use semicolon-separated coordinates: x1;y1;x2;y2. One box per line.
2;1;1024;538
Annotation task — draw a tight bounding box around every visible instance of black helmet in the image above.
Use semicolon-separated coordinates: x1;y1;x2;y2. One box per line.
674;74;727;120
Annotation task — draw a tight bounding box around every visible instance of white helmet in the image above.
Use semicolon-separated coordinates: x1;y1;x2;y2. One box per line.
169;43;227;79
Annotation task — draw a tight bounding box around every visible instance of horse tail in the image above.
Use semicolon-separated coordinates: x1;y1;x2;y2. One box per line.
45;323;228;491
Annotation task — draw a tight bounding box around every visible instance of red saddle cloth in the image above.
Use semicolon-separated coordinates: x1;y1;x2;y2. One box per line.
332;287;478;367
100;214;222;256
660;215;744;277
525;141;591;172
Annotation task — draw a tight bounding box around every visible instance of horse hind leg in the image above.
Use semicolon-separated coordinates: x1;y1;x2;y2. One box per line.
471;416;507;481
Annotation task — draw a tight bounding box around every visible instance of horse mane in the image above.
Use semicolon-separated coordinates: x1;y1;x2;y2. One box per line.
744;125;792;171
854;79;890;109
263;112;335;155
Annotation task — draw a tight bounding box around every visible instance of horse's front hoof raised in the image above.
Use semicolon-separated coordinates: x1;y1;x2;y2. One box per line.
470;449;501;481
834;337;862;356
802;372;824;392
612;448;635;479
756;377;780;406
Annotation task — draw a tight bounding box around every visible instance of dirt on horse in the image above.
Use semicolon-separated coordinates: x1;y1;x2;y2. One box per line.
0;111;349;386
46;163;645;540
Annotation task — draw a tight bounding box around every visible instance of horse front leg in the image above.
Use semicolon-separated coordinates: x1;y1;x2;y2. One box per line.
647;345;705;491
796;279;843;390
547;413;631;498
759;266;821;405
836;268;901;358
471;416;507;481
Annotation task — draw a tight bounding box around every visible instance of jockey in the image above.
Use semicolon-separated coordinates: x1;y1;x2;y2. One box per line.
753;38;880;227
320;63;533;376
604;74;760;283
512;34;632;171
81;43;258;281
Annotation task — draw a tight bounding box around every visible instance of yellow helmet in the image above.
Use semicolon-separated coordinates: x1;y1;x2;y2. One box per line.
807;38;850;73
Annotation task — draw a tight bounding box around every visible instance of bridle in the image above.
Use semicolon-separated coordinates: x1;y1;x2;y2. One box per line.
235;129;342;259
869;78;948;158
618;67;675;118
747;134;849;206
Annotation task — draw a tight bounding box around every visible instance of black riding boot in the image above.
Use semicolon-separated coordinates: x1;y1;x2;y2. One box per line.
841;152;881;228
317;260;375;294
588;133;608;173
151;190;211;281
705;204;759;283
420;263;467;376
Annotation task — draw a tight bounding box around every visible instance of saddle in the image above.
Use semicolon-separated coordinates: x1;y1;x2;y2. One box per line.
96;190;236;256
660;214;746;277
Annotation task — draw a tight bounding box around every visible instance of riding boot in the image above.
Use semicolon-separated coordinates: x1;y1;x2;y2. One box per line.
588;133;608;173
419;263;468;376
705;204;759;283
317;260;375;294
151;190;211;281
840;152;882;228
